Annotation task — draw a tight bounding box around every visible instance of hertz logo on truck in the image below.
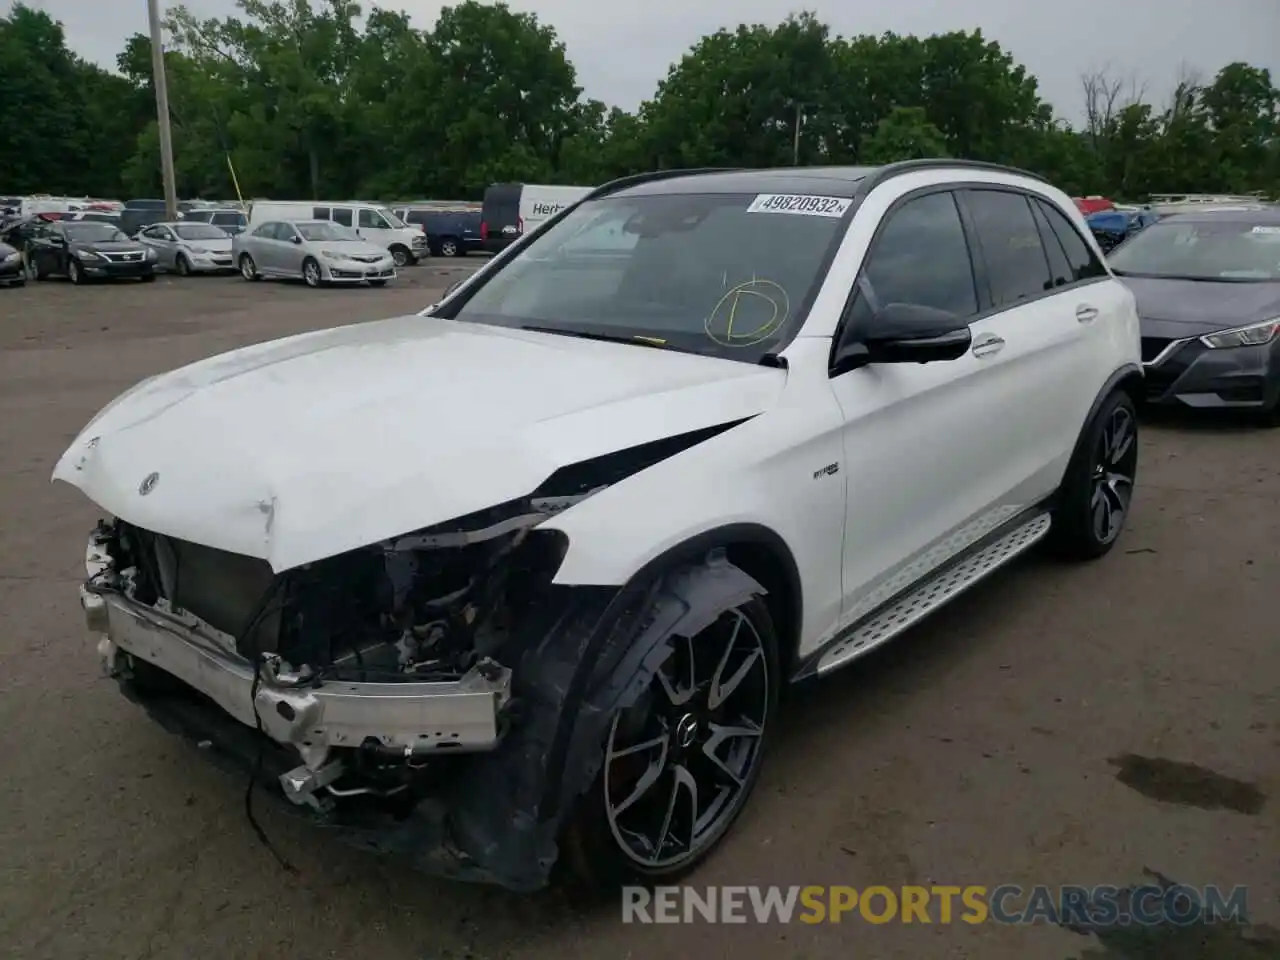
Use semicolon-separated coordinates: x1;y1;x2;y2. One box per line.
530;202;566;216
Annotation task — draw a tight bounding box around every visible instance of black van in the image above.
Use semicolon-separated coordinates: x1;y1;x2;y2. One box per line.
398;208;482;257
479;183;522;254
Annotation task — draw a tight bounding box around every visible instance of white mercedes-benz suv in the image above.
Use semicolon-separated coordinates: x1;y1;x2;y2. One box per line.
55;161;1142;891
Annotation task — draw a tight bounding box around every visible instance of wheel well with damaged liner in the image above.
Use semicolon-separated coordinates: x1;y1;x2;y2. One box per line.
435;525;799;890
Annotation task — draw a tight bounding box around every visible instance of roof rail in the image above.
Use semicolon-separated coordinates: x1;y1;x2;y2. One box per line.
861;158;1050;189
585;168;747;201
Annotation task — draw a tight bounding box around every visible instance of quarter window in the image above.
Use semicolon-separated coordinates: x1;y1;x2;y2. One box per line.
312;206;330;220
964;190;1053;306
1034;198;1107;282
857;191;979;318
1029;202;1073;288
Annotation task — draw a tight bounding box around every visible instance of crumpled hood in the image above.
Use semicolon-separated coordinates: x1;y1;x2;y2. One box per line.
53;315;784;571
1125;276;1280;338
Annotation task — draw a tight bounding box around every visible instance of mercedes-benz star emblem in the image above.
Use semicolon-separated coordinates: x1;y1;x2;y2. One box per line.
138;472;159;496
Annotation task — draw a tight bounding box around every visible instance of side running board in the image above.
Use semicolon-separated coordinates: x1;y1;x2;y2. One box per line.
816;512;1052;676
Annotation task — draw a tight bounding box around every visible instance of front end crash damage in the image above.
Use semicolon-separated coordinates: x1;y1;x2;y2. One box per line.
77;423;764;890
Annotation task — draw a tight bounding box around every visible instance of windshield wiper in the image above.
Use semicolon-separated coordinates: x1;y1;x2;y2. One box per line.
520;324;669;349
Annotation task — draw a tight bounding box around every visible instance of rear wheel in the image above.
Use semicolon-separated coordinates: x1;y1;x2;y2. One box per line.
1048;390;1138;560
563;595;778;887
239;254;259;281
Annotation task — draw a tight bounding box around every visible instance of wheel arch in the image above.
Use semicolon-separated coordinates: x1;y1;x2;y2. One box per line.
1055;363;1142;503
616;522;804;678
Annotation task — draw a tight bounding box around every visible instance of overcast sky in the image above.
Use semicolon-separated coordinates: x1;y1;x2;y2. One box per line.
15;0;1280;121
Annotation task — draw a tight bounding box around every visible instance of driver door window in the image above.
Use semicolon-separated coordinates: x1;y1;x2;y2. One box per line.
358;208;386;230
844;190;978;334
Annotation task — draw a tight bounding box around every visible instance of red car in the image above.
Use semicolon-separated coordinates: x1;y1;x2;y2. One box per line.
1073;195;1115;215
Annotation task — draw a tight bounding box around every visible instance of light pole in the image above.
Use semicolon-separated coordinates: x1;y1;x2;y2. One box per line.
147;0;178;219
792;102;804;166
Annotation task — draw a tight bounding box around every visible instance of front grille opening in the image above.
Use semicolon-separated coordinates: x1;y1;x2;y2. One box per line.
117;523;279;653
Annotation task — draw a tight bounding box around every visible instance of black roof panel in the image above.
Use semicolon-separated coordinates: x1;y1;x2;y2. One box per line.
613;167;880;198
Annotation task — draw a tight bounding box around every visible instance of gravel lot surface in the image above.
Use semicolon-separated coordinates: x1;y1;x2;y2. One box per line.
1;267;1276;959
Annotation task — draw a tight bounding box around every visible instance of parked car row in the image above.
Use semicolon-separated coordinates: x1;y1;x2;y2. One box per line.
0;214;398;288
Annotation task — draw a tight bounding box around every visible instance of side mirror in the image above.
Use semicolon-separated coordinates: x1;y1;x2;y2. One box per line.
832;303;972;375
291;235;302;244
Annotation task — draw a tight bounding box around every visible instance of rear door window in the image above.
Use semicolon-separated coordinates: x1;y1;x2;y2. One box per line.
963;190;1054;306
331;207;353;227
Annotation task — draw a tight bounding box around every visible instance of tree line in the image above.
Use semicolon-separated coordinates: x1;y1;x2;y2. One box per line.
2;0;1278;203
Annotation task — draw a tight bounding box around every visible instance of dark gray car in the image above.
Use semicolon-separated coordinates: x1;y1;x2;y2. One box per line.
1109;208;1280;423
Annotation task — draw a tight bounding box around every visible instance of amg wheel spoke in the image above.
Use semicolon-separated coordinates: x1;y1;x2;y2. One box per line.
608;732;668;762
656;634;697;706
708;612;762;710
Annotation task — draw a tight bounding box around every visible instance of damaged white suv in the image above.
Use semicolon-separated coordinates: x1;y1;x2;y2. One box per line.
56;161;1142;890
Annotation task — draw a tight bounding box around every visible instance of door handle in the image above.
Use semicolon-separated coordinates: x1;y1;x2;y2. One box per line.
1076;304;1099;323
971;333;1005;358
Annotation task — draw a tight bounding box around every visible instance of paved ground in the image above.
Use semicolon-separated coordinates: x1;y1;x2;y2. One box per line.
0;269;1276;960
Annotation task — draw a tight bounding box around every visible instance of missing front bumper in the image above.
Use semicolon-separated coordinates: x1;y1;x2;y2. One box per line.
81;534;512;775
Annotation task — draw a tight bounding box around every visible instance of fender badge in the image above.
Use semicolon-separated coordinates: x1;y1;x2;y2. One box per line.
138;472;159;496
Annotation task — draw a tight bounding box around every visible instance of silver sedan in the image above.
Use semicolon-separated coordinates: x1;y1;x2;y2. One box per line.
232;219;397;288
135;222;236;275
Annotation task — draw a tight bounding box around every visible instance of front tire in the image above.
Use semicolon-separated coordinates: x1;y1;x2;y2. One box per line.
68;259;84;285
239;254;260;281
389;245;411;268
563;595;779;887
368;279;387;287
175;254;191;277
439;237;459;257
1048;390;1138;560
302;257;323;288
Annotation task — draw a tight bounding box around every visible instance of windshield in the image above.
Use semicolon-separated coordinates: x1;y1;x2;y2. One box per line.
378;207;407;229
297;221;348;242
1109;221;1280;281
448;192;848;361
175;223;228;240
64;223;128;243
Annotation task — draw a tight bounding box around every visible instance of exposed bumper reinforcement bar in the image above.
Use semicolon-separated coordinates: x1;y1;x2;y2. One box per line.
82;535;511;774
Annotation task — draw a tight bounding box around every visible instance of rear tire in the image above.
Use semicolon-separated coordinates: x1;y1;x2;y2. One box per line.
562;594;779;889
1048;390;1138;560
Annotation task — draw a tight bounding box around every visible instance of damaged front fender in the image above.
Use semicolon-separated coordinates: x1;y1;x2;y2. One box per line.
357;551;765;890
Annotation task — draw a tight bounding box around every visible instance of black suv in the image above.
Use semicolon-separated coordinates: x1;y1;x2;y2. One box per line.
24;220;157;284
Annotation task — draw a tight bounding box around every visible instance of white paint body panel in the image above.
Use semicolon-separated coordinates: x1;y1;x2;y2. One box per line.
55;166;1141;664
53;315;784;572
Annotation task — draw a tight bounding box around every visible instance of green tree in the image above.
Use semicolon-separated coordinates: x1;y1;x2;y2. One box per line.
859;106;948;163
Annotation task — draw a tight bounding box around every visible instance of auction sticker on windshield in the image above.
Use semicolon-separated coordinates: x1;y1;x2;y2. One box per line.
747;194;852;218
